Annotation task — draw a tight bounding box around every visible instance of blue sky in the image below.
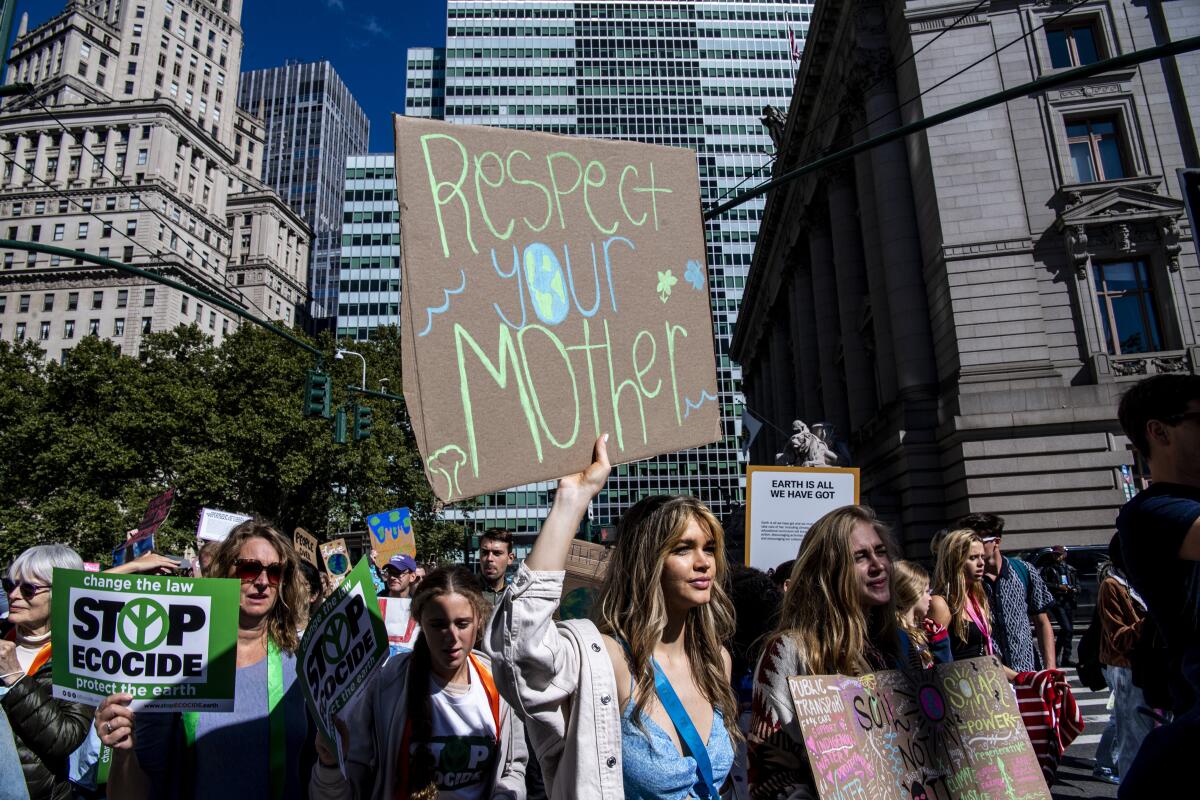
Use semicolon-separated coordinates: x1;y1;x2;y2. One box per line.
15;0;448;151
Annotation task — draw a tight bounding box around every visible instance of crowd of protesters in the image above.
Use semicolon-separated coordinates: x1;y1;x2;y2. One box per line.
0;372;1194;800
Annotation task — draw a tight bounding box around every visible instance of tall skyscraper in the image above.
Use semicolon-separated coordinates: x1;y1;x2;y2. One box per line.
239;60;369;330
337;154;399;341
385;1;811;534
0;0;309;364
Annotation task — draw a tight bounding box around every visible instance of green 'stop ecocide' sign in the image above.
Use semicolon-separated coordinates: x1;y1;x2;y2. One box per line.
51;569;239;711
394;116;721;502
298;558;388;745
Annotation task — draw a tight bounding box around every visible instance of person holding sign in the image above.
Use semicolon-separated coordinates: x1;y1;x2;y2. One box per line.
747;506;909;800
94;520;312;800
485;435;740;800
309;565;526;800
0;545;92;800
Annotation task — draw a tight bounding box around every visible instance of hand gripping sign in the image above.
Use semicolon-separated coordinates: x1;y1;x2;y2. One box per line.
298;559;388;750
52;569;239;711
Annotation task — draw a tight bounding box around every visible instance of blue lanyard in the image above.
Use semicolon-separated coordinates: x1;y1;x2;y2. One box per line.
621;641;719;799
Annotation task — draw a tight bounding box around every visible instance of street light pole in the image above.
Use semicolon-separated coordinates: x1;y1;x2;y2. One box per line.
335;348;367;390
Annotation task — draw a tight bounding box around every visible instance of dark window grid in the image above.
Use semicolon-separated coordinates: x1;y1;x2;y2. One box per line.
1066;117;1128;183
1093;259;1163;355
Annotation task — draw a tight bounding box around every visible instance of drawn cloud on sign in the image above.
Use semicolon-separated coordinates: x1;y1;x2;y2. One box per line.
683;389;718;418
427;444;468;499
418;269;467;337
684;259;705;290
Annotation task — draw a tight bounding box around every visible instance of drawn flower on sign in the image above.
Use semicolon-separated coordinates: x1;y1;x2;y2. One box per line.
684;259;705;290
656;270;677;303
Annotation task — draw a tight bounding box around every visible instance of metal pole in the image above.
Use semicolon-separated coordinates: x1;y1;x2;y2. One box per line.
336;348;367;390
0;239;323;358
704;35;1200;220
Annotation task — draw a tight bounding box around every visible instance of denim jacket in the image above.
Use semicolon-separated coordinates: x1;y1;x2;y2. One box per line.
484;564;625;800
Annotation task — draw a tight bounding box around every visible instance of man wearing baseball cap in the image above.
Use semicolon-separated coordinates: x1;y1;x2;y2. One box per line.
381;554;418;599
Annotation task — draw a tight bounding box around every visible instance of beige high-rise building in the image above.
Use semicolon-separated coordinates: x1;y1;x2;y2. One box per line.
0;0;308;362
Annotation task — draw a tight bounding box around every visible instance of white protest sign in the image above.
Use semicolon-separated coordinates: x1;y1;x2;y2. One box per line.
378;596;420;656
196;508;253;542
745;466;860;571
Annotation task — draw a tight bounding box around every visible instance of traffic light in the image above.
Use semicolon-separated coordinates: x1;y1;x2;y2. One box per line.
353;404;373;441
303;370;331;419
333;405;348;445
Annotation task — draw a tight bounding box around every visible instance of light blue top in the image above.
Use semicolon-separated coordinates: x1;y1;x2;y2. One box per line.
621;699;733;800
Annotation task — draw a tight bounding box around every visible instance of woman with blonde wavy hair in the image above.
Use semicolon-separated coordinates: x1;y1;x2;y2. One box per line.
95;518;313;800
929;528;995;663
748;504;907;800
486;435;738;800
893;560;952;669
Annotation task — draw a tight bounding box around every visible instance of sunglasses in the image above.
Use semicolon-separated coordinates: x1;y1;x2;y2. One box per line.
233;559;285;586
3;578;50;600
383;566;413;578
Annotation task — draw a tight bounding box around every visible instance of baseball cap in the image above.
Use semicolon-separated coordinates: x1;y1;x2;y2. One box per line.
386;554;417;573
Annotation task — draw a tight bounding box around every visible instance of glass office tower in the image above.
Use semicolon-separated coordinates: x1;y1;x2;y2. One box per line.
392;1;811;536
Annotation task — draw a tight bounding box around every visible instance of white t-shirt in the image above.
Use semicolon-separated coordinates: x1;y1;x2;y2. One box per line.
412;660;498;800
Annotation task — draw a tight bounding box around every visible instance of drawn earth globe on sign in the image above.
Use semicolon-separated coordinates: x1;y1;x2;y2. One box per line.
560;587;597;620
523;243;570;325
326;552;349;576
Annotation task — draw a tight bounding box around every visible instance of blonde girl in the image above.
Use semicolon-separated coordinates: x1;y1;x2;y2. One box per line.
893;560;951;668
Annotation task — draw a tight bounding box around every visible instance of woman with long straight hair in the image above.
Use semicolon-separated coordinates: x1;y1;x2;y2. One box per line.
748;505;905;800
892;560;951;669
929;528;995;662
486;435;740;800
309;565;527;800
95;519;312;800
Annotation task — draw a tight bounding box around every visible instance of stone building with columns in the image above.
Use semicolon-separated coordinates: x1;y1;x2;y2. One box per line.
730;0;1200;552
0;0;308;364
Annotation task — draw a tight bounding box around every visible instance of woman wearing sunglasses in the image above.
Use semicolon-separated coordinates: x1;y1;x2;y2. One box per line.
94;520;312;800
0;544;92;800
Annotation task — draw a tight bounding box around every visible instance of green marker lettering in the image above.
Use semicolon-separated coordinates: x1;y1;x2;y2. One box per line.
665;321;688;426
420;133;476;258
583;160;617;235
634;161;673;231
473;150;514;241
632;330;662;399
518;325;580;450
603;319;647;449
506;149;552;233
618;164;648;227
546;151;583;230
566;318;605;440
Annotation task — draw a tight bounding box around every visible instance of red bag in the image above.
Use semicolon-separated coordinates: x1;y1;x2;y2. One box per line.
1013;669;1084;784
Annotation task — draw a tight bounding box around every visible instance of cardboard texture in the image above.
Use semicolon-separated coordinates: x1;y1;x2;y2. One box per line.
744;466;859;571
320;538;351;587
366;506;416;568
558;539;610;621
294;528;320;569
787;657;1050;800
394;116;721;501
136;488;175;538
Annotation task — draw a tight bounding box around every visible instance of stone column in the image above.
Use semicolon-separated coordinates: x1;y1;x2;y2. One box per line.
827;163;878;431
53;131;71;186
10;134;29;187
807;209;850;434
770;311;794;431
853;141;898;404
31;132;49;185
100;127;119;183
787;253;822;423
860;58;938;398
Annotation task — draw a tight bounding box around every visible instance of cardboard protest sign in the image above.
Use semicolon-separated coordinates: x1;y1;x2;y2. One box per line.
111;533;156;567
298;559;389;745
378;596;420;656
294;527;320;569
51;569;239;711
320;538;351;588
745;466;859;571
394;116;721;501
365;507;415;568
196;508;252;542
136;488;175;538
559;539;610;621
788;656;1050;800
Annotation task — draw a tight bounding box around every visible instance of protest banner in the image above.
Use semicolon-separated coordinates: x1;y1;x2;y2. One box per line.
744;466;859;571
136;488;175;538
320;538;351;588
378;596;419;656
196;508;253;542
294;527;320;569
111;533;156;567
559;539;610;620
365;506;415;568
298;559;388;746
51;568;239;711
788;656;1050;800
394;116;721;501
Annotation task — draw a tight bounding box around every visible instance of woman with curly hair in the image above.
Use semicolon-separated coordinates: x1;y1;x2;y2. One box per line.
487;435;740;800
309;565;526;800
95;519;312;800
748;504;908;800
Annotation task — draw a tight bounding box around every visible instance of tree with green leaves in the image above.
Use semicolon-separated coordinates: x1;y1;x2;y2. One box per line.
0;324;462;565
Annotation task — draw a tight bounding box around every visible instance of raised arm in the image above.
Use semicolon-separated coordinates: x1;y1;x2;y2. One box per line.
524;434;610;571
